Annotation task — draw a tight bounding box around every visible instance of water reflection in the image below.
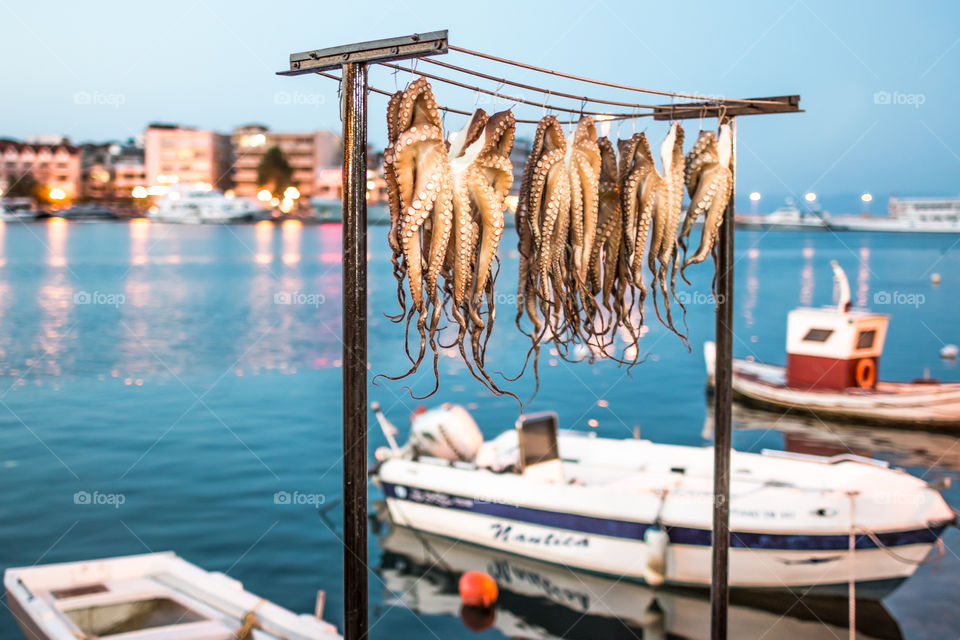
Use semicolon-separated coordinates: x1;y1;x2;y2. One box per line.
46;217;68;268
254;220;273;265
129;218;150;266
743;247;759;328
856;246;871;309
281;219;301;265
37;219;74;379
376;523;902;640
704;400;960;475
799;244;815;306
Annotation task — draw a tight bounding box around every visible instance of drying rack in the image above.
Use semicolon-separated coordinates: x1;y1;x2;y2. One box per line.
277;30;802;640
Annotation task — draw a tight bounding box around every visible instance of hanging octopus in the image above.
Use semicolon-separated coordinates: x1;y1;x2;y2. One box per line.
679;123;733;274
618;132;660;321
645;122;686;340
446;108;517;398
377;77;453;396
379;77;517;400
588;136;633;350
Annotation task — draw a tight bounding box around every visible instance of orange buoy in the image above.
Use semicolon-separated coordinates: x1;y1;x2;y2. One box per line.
458;571;498;608
855;358;876;389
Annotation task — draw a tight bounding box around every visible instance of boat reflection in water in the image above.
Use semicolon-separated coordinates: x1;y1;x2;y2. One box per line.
375;521;903;640
703;401;960;475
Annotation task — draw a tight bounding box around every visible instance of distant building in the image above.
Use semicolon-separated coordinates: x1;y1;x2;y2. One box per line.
0;138;82;200
230;125;341;200
144;123;232;192
79;140;146;200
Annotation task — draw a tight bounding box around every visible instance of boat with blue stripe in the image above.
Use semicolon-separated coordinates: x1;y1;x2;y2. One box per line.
371;403;955;599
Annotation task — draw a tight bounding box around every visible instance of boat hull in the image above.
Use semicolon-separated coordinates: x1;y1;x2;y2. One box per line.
376;465;947;599
6;591;49;640
703;345;960;429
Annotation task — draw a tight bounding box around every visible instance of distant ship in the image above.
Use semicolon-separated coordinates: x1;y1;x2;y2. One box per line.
149;185;265;224
736;201;830;230
830;196;960;233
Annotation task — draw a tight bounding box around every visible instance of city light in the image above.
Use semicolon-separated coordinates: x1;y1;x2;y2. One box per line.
283;186;300;200
49;188;66;201
131;186;148;198
257;189;272;202
270;197;280;207
168;191;181;201
280;198;294;213
0;187;4;197
749;191;762;202
860;192;873;203
804;192;817;202
196;182;212;192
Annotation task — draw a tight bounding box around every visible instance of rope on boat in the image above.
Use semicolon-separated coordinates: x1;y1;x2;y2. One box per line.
855;527;946;565
235;598;266;639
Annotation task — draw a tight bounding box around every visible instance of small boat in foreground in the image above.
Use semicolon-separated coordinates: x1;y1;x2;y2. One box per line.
370;403;954;600
4;552;341;639
705;261;960;429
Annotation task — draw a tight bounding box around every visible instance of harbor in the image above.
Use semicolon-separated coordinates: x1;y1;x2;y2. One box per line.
2;3;960;639
1;221;958;638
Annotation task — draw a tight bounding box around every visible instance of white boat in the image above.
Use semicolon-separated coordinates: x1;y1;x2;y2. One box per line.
830;196;960;233
4;552;341;640
378;523;905;639
370;403;954;600
150;186;265;224
705;262;960;429
736;202;830;230
0;197;40;221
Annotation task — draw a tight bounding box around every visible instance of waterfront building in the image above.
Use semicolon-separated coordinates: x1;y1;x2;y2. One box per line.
144;123;232;192
230;124;341;200
0;137;82;201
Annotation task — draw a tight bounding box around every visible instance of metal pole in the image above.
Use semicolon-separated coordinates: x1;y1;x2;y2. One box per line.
710;115;736;640
341;61;369;640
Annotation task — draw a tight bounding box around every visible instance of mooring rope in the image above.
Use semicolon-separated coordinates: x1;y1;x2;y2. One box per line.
855;527;946;565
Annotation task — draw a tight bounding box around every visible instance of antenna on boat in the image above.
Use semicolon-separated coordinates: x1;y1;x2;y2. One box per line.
371;402;401;453
830;260;851;313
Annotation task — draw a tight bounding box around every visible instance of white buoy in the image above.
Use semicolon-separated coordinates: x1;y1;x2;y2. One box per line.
932;273;942;284
941;344;959;360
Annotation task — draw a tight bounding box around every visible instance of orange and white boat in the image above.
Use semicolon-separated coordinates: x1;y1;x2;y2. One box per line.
705;261;960;430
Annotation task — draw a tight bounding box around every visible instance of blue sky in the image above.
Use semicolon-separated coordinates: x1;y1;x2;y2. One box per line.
0;0;957;211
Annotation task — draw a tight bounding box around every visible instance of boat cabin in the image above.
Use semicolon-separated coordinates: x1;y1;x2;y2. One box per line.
516;411;563;482
786;307;888;391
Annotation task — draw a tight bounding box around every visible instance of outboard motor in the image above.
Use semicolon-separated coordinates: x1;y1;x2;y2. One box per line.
407;403;483;462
